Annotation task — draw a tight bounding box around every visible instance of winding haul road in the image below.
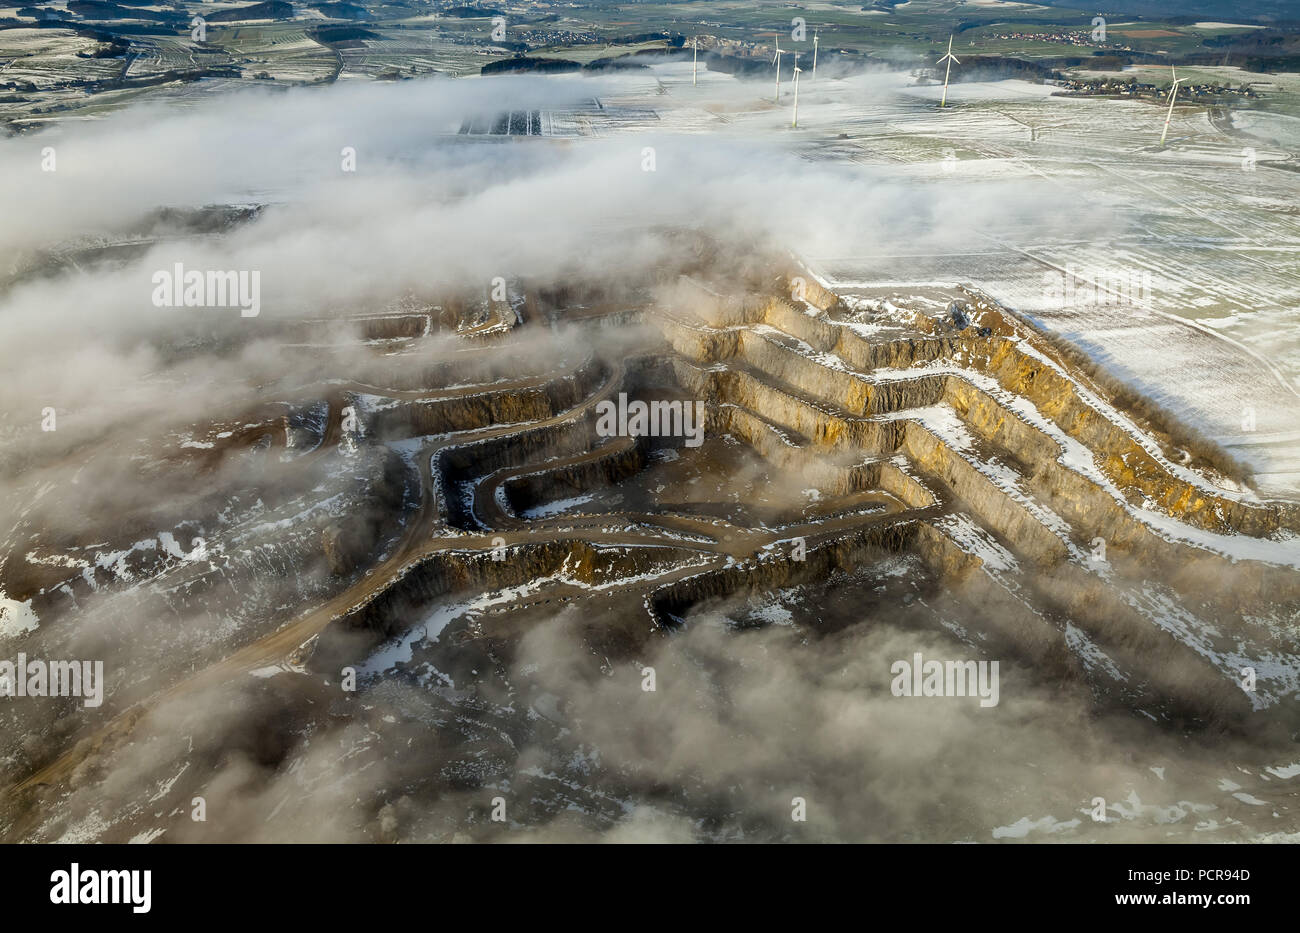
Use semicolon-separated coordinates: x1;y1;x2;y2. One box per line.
6;305;919;801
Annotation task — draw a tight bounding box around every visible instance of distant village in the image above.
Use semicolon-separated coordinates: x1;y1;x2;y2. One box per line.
988;28;1132;52
1055;76;1258;101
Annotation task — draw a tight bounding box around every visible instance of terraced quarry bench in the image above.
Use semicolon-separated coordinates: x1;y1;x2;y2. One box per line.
4;256;1298;842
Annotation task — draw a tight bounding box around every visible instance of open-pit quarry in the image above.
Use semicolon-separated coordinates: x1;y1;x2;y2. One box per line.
2;236;1298;844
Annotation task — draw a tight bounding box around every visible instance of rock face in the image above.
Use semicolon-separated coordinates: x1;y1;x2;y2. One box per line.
322;516;386;576
322;524;353;575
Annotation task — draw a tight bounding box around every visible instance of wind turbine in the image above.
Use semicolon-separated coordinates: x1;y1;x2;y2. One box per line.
1160;67;1186;147
937;35;959;108
812;29;818;81
791;54;802;127
693;35;698;87
773;35;784;103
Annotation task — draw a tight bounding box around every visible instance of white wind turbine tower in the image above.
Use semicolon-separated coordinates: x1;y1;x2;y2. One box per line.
937;35;959;108
693;35;698;86
791;54;802;127
1160;67;1186;147
812;29;818;80
773;35;784;103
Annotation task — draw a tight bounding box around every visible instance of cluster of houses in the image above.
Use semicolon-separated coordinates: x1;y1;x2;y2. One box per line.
1056;76;1258;100
988;28;1129;51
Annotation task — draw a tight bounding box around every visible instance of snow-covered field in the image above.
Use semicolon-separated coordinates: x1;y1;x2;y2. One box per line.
5;48;1298;493
579;63;1300;497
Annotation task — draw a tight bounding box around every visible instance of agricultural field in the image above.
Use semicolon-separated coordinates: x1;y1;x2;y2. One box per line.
467;59;1300;494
